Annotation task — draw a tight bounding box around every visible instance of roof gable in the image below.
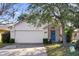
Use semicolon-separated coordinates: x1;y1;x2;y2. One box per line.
11;21;43;30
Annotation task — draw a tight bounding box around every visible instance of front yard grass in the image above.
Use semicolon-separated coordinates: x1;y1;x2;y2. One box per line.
0;42;3;48
44;43;79;56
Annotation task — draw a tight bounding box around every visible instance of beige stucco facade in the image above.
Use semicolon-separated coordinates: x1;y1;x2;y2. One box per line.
10;21;62;43
45;24;62;42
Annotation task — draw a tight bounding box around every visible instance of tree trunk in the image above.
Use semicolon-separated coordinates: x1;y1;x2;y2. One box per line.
62;24;67;47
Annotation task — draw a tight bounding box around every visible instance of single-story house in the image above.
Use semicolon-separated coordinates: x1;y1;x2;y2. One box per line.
9;21;63;43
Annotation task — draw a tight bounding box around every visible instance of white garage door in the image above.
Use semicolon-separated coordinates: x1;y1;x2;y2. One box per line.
15;30;44;43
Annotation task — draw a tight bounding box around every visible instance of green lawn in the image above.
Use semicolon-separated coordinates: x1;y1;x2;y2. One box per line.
45;43;79;56
0;42;3;48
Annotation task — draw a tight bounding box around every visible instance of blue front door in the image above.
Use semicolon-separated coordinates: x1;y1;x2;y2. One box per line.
51;31;56;42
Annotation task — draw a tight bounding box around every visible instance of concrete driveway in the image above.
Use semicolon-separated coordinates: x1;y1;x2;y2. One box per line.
0;44;47;56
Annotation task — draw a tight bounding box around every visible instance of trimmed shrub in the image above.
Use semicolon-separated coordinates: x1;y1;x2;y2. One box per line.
76;40;79;50
9;39;15;43
43;38;48;44
65;27;73;43
2;31;10;43
48;39;52;44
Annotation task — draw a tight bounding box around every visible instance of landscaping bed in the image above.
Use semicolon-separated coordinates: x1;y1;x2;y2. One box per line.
44;43;79;56
0;43;14;48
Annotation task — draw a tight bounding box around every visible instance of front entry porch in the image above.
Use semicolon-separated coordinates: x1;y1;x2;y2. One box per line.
50;30;56;42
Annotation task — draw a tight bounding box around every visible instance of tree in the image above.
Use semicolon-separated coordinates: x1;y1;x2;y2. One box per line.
0;3;30;25
68;4;79;28
0;3;16;15
0;3;18;25
18;3;75;46
71;11;79;28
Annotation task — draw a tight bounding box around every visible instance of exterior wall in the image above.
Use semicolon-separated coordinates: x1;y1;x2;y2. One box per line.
74;32;79;40
10;31;15;39
59;26;63;41
43;28;48;38
10;26;15;39
55;26;62;42
48;26;51;40
14;22;42;30
10;21;62;43
43;25;61;42
10;22;45;43
55;28;59;42
48;25;62;42
15;30;44;43
0;25;9;30
72;29;79;40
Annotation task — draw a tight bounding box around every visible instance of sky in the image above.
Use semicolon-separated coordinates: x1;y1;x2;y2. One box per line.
0;3;29;24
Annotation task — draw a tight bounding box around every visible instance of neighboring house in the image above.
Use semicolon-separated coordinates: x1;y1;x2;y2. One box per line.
72;29;79;40
0;25;10;30
0;25;10;42
9;21;63;43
